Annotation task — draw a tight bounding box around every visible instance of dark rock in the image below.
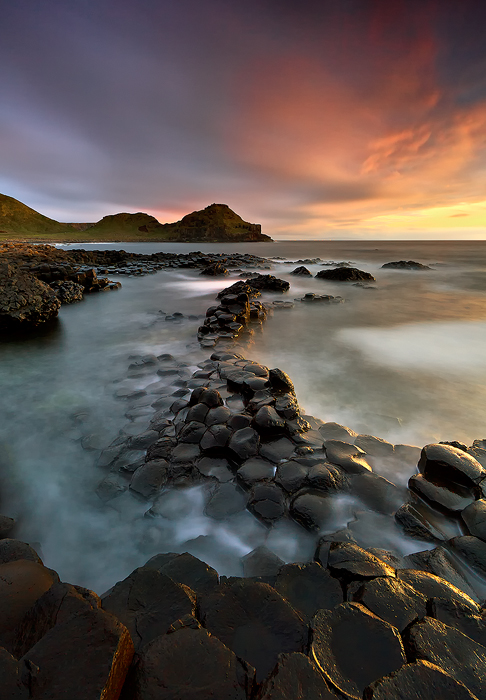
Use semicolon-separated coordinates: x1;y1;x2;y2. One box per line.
354;434;394;457
428;597;486;647
0;645;33;699
200;425;233;452
200;262;229;276
327;542;396;580
324;440;372;473
179;421;207;444
404;616;486;699
205;406;232;425
128;430;160;450
249;483;286;522
131;627;252;700
0;539;42;565
409;473;475;512
186;402;210;423
449;535;486;577
205;482;248;519
350;577;427;632
196;456;234;482
419;443;485;488
0;515;16;539
308;463;348;494
171;443;201;464
227;413;252;430
50;279;85;303
395;502;446;543
381;260;432;270
238;458;275;486
260;437;295;463
290;491;334;532
257;652;337;700
199;579;308;682
275;563;342;622
403;547;478;599
144;552;218;595
241;546;285;578
130;460;168;499
275;461;308;493
365;659;478;700
316;267;375;282
21;607;133;700
397;569;479;611
145;436;175;461
274;394;299;420
351;472;404;514
268;368;295;394
310;603;406;700
253;405;285;433
95;475;127;502
462;499;486;541
319;422;357;442
228;427;260;461
0;263;61;328
102;567;195;650
290;266;312;276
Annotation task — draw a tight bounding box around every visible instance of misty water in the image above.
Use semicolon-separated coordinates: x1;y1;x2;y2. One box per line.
2;240;486;593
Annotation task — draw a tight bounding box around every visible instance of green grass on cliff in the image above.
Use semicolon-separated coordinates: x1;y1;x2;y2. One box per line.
0;193;78;237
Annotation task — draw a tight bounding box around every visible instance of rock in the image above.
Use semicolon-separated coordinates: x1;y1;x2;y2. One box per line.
21;607;133;700
196;456;234;482
462;499;486;541
145;436;175;461
315;267;375;282
319;422;357;442
275;461;308;493
248;483;287;523
0;515;16;539
179;421;207;444
0;539;42;565
50;279;85;303
0;645;33;699
205;482;248;519
95;475;127;502
227;413;252;430
257;652;337;700
350;577;427;632
428;597;486;647
102;567;195;650
205;406;232;425
290;491;336;532
354;434;394;457
381;260;432;270
0;263;61;328
350;473;403;514
404;616;486;699
242;546;285;578
324;440;372;473
186;402;210;422
449;535;486;577
275;563;342;622
238;458;275;486
130;460;168;499
418;443;485;488
274;394;299;420
144;552;219;595
290;266;312;276
397;569;479;611
365;660;478;699
268;368;295;394
311;603;406;700
327;542;396;580
128;429;160;450
395;502;446;543
200;424;233;452
199;579;308;682
228;427;260;461
409;473;475;512
200;262;229;276
403;547;478;600
260;437;296;463
171;443;201;465
253;405;285;433
130;627;252;700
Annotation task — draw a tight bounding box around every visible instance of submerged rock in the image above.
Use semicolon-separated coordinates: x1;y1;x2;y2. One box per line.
316;267;375;282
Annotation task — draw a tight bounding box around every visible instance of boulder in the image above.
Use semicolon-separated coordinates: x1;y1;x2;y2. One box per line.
144;552;218;595
290;491;334;532
275;461;308;493
0;263;61;328
238;458;275;487
381;260;432;270
428;597;486;647
275;563;342;622
130;460;168;499
241;546;285;578
315;267;375;282
199;579;308;682
0;539;42;565
365;660;478;699
449;535;486;578
311;603;406;700
257;652;337;700
290;266;312;276
0;645;33;699
418;444;485;488
253;406;285;434
349;577;427;632
268;369;295;394
409;473;475;512
228;427;260;461
462;499;486;541
326;542;396;580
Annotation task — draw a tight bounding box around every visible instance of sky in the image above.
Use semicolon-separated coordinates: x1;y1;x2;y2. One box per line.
1;0;486;239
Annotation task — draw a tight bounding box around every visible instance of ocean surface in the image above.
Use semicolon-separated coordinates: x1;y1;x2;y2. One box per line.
1;239;486;592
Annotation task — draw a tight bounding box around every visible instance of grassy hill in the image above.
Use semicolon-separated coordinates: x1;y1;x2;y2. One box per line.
0;193;77;237
85;212;161;238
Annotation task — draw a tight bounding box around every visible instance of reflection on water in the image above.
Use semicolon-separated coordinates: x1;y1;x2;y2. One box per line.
1;240;486;591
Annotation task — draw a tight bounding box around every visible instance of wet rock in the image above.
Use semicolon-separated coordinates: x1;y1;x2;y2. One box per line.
227;413;252;430
238;458;275;486
419;443;486;488
200;424;233;452
449;535;486;577
228;427;260;461
275;461;308;493
308;463;348;494
128;430;160;450
205;482;248;519
144;552;218;595
0;263;61;328
403;547;478;600
274;394;299;420
310;603;406;700
0;515;16;539
102;567;195;650
145;436;175;461
0;539;42;565
0;646;33;699
428;596;486;647
290;491;334;532
179;421;207;444
462;499;486;541
196;456;234;482
171;443;201;464
350;576;427;632
242;546;285;578
315;267;375;282
395;502;445;543
382;260;432;270
319;422;357;442
22;607;133;700
95;475;127;502
268;368;295;394
354;434;394;457
397;569;479;611
205;406;232;425
200;262;229;276
275;563;342;622
199;579;308;682
409;473;475;512
350;472;404;514
253;405;285;434
260;437;295;463
130;460;168;499
257;652;337;700
404;616;486;699
324;440;372;473
131;627;252;700
248;483;286;523
365;659;478;700
290;266;312;276
186;402;210;423
327;542;396;580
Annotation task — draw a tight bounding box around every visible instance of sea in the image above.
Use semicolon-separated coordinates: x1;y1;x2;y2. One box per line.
1;239;486;592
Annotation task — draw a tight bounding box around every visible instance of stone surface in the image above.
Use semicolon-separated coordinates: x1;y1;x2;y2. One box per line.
316;267;375;282
228;427;260;461
324;440;372;473
205;482;248;519
0;645;32;699
241;546;285;578
0;263;61;328
449;535;486;577
257;652;337;700
419;443;485;487
0;539;43;565
144;552;219;595
409;473;475;512
290;491;334;531
275;461;308;493
311;603;406;700
462;499;486;541
248;483;286;522
238;458;275;486
397;569;479;611
275;563;342;622
199;579;308;682
327;542;396;580
130;459;168;498
350;576;427;632
365;660;479;699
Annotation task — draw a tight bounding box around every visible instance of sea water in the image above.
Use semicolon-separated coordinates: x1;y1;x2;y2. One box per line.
1;239;485;591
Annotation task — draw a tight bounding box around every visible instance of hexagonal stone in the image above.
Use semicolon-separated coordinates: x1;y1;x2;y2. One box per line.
196;457;234;482
274;394;299;420
319;422;357;442
206;406;232;426
409;474;475;512
395;502;446;543
199;579;308;682
144;552;219;595
238;458;275;486
258;652;337;700
419;443;486;487
366;660;479;700
268;368;295;394
290;491;334;532
241;546;285;578
275;563;342;622
275;460;308;494
350;472;404;515
186;403;210;423
249;483;287;522
428;597;486;647
311;603;406;700
260;438;295;463
130;460;168;499
397;569;479;611
146;436;175;461
462;499;486;541
171;443;201;464
403;546;477;599
349;577;427;632
205;483;248;519
324;440;372;474
253;406;285;433
404;617;486;699
200;425;233;452
449;535;486;578
227;413;252;430
178;421;207;444
307;463;347;493
327;542;396;580
228;427;260;461
354;434;394;457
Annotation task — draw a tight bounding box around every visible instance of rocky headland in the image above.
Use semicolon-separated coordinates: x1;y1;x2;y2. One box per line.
1;247;485;698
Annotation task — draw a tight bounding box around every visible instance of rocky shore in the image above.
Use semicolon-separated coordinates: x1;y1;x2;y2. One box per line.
1;246;485;698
